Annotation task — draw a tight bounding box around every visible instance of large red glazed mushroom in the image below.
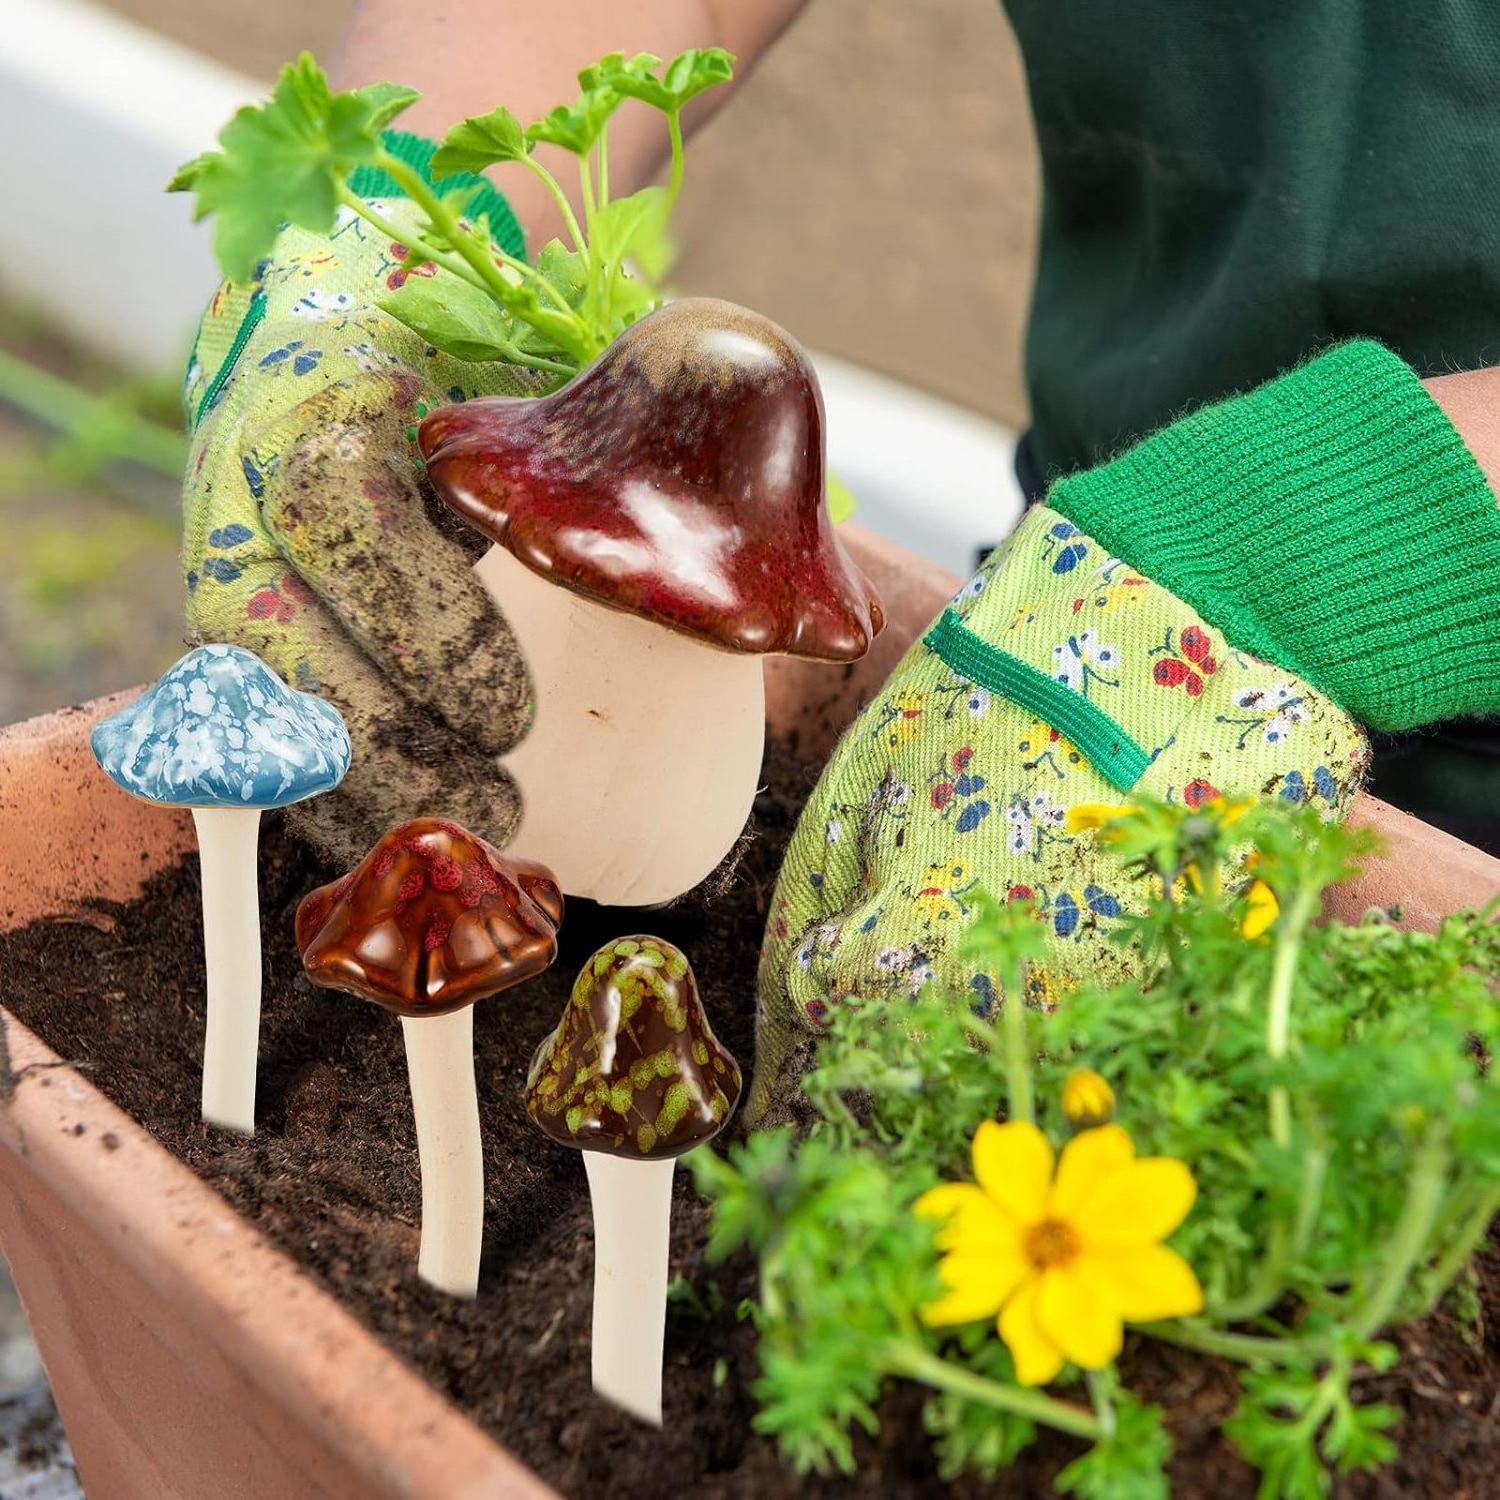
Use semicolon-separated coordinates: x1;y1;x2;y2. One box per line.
417;297;884;906
296;817;562;1297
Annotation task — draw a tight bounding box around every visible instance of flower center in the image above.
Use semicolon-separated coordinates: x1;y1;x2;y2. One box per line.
1024;1217;1081;1270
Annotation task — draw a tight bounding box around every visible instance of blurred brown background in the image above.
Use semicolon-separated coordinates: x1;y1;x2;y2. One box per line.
101;0;1040;427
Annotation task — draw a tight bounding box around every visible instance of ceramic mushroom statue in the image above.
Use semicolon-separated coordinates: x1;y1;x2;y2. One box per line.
526;936;741;1425
296;817;562;1297
90;643;351;1133
417;297;885;906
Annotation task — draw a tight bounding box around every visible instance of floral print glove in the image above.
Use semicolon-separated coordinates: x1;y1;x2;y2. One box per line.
182;197;537;864
750;503;1370;1122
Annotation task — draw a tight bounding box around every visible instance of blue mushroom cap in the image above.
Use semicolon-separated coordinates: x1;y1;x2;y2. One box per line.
91;644;352;809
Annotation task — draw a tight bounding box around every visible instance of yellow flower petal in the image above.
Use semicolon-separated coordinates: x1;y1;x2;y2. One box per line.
1074;1245;1204;1323
1065;802;1133;834
1071;1158;1198;1249
914;1183;1022;1252
1048;1123;1134;1220
921;1248;1030;1326
1035;1265;1124;1370
973;1120;1054;1227
998;1275;1064;1386
1242;879;1279;939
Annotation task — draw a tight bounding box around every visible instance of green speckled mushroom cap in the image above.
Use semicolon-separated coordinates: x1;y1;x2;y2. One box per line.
525;936;741;1160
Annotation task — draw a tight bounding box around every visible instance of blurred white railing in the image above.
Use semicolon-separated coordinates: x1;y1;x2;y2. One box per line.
0;0;1019;566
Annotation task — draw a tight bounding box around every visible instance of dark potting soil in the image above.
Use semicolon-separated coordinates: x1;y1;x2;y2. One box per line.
3;740;1499;1499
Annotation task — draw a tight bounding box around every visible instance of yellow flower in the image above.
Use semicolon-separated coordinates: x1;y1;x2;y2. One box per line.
1061;1068;1115;1129
1242;878;1279;939
1065;802;1138;835
915;1121;1202;1386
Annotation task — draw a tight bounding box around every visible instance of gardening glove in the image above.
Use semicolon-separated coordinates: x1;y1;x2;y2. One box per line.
181;137;538;864
752;339;1500;1123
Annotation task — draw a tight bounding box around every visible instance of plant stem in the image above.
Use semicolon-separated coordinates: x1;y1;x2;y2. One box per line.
1086;1367;1117;1440
1265;884;1318;1148
379;154;589;350
0;348;185;478
1215;1129;1326;1324
1421;1183;1500;1309
883;1342;1102;1441
334;183;489;291
1003;957;1034;1126
521;154;587;252
665;110;686;210
1347;1127;1450;1343
1147;1317;1309;1365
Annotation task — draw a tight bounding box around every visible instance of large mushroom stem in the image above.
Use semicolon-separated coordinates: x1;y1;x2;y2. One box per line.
401;1007;484;1297
190;806;264;1133
582;1152;677;1426
474;545;764;907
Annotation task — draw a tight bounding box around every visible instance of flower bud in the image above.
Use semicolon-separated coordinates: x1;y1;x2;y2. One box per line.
1061;1068;1115;1130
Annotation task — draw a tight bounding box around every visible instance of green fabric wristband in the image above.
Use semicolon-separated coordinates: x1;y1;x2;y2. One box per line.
1049;339;1500;731
348;130;527;262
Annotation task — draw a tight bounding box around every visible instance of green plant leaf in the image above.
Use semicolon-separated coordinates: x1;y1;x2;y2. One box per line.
431;106;530;177
353;81;422;132
526;87;619;156
377;274;521;362
590;185;668;271
1055;1392;1171;1500
168;52;405;281
166;152;214;194
532;240;589;311
596;47;735;113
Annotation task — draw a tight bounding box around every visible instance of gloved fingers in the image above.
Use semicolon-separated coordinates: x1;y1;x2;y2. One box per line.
186;557;522;868
253;371;534;759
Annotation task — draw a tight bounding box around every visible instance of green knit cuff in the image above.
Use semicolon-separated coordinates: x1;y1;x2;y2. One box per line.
1050;340;1500;732
347;130;527;261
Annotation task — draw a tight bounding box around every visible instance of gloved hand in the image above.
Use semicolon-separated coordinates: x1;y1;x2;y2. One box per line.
751;340;1500;1123
181;163;536;864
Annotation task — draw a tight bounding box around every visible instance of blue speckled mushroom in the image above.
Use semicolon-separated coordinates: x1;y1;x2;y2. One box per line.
90;644;351;1134
90;643;350;810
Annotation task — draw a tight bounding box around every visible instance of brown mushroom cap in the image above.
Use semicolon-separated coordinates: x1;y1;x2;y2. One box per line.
416;297;885;662
525;936;741;1160
295;817;562;1018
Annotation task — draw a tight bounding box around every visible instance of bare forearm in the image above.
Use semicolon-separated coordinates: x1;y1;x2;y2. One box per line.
1424;366;1500;501
332;0;806;246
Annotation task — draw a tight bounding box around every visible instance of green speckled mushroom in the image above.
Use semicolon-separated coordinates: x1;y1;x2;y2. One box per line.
526;937;740;1425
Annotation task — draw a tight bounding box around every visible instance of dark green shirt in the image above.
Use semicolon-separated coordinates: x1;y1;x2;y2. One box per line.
1003;1;1500;480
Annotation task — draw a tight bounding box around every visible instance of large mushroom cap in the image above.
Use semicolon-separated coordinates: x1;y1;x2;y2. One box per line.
525;936;741;1159
296;817;562;1017
417;297;885;662
91;644;351;809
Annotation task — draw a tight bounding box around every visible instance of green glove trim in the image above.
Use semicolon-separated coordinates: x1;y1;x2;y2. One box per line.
1050;339;1500;732
925;607;1151;792
348;130;527;261
193;291;266;428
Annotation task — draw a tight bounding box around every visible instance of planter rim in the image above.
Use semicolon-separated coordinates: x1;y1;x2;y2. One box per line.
1;523;1495;1498
0;1006;556;1500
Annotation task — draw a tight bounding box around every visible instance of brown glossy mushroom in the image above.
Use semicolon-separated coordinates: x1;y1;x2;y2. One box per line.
417;298;885;907
525;936;740;1424
297;817;562;1296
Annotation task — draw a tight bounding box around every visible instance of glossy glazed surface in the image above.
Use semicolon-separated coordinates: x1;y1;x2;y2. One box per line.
418;298;885;661
295;818;562;1018
525;937;741;1159
90;644;351;810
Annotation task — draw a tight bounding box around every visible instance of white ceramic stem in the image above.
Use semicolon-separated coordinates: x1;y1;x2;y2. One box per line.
190;805;263;1134
474;544;765;906
401;1008;484;1298
583;1152;676;1426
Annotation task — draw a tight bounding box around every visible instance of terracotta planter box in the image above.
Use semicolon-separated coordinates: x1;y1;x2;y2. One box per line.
2;527;1497;1500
